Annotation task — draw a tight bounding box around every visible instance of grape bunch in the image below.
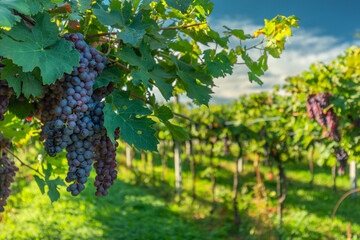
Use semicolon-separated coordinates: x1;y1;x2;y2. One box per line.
306;93;340;142
37;81;65;125
0;139;18;212
335;147;348;176
0;68;14;122
36;33;120;196
90;98;119;196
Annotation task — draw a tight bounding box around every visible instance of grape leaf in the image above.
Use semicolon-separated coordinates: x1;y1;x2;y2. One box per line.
203;50;233;78
93;3;126;27
0;113;39;145
34;175;45;194
46;176;65;203
0;13;80;84
77;0;92;13
94;66;125;89
172;56;213;105
156;105;173;122
1;60;42;98
116;10;155;45
35;163;66;203
0;0;30;28
117;28;146;46
164;121;189;141
153;105;188;141
7;96;35;119
148;66;175;101
103;90;158;151
26;0;50;15
248;72;263;85
116;44;174;100
166;0;194;13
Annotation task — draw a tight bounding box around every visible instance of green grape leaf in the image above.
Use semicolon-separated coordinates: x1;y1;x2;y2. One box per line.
203;50;233;78
248;72;263;85
26;0;46;15
1;60;42;98
7;96;35;119
94;66;124;89
46;176;65;203
116;42;155;69
103;90;158;151
93;3;126;27
0;13;80;84
116;10;155;45
36;163;66;203
0;113;39;145
131;68;154;89
166;0;194;13
34;175;46;194
0;0;30;28
77;0;92;13
149;66;175;101
117;28;146;46
155;105;173;122
164;121;189;141
172;56;213;105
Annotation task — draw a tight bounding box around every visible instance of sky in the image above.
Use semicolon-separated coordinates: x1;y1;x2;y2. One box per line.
205;0;360;104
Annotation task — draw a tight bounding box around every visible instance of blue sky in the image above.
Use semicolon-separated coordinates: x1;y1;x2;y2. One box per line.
206;0;360;103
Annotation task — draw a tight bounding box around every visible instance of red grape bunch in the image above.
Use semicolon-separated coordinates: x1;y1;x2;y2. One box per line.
306;93;340;142
335;147;348;176
0;139;18;212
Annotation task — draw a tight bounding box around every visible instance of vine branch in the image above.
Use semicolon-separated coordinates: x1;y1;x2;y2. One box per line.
129;93;195;123
331;188;360;220
86;22;206;39
5;147;45;178
97;51;132;73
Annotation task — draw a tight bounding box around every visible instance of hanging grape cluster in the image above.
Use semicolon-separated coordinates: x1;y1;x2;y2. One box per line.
36;33;119;196
0;67;13;122
0;139;18;212
335;147;348;176
306;93;340;142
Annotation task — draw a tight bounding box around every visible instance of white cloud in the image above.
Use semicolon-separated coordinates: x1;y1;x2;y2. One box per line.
207;16;359;103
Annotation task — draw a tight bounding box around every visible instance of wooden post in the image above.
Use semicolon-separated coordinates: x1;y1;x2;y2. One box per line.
277;160;286;238
174;141;182;197
149;152;155;182
189;140;197;204
309;147;314;185
349;160;357;197
210;141;216;214
332;165;337;191
233;142;242;227
125;143;132;168
160;140;167;181
141;150;146;172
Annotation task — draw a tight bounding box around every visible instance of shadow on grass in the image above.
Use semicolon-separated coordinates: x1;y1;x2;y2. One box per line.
0;178;231;240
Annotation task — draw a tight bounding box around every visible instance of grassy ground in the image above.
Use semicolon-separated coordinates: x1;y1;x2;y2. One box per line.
1;143;360;240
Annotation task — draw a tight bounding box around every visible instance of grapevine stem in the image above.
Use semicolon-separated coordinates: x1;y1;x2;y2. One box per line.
159;22;206;30
331;188;360;220
4;147;45;178
129;93;195;123
87;32;117;39
13;11;35;26
97;51;132;72
245;40;265;51
86;23;206;39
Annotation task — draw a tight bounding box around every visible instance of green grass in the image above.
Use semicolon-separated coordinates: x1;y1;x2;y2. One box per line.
0;178;225;240
1;144;360;240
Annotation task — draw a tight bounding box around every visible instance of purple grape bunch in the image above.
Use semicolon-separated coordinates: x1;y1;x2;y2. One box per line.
306;93;340;142
39;33;119;197
335;147;348;176
0;139;18;212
